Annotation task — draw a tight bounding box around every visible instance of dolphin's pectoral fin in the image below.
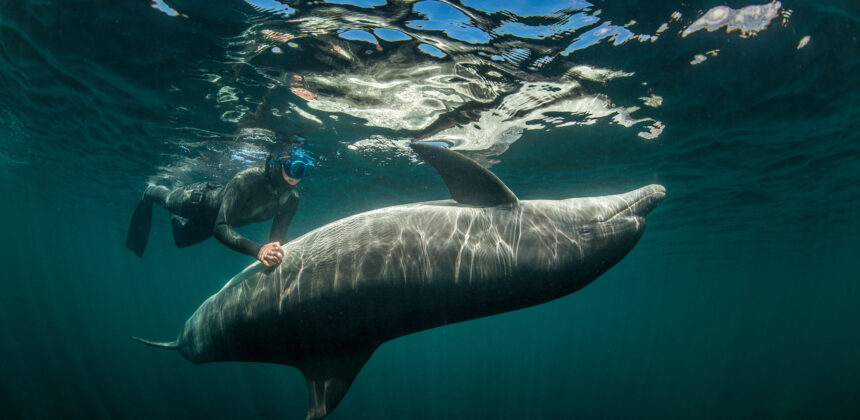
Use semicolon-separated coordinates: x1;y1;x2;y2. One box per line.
298;346;378;420
410;142;518;207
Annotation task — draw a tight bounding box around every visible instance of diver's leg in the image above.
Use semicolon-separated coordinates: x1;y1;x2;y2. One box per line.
170;216;214;248
164;185;211;218
144;184;205;218
142;185;171;207
129;184;196;255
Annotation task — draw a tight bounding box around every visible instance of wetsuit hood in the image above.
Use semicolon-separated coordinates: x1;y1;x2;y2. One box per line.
264;163;296;192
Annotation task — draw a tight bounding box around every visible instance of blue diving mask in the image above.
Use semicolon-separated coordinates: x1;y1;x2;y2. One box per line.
267;147;317;180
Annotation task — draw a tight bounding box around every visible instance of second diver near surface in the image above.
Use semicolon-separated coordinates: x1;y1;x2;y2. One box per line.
125;144;317;267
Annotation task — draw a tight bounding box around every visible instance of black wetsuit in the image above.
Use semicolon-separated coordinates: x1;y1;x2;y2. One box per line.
142;167;299;258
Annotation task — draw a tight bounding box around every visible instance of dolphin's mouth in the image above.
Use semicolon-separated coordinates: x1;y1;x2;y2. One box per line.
606;184;666;221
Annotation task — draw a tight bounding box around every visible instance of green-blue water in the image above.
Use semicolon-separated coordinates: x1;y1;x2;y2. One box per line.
1;0;858;418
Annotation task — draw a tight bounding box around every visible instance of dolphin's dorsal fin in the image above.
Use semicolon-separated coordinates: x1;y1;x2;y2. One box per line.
410;142;518;207
298;346;377;420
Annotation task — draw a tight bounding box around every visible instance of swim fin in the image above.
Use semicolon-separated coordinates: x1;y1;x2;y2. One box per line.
126;199;153;257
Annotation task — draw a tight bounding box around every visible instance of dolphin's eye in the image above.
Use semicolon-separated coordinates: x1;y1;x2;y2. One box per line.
578;226;592;236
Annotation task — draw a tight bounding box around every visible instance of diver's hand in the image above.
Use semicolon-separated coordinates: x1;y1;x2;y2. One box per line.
257;242;284;267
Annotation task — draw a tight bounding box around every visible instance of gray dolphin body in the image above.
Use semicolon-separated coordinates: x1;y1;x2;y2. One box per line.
135;143;665;420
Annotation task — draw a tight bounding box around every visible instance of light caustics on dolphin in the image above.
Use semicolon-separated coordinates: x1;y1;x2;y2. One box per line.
134;143;665;420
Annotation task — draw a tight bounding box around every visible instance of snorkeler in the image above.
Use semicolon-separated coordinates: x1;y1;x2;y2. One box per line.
125;144;317;267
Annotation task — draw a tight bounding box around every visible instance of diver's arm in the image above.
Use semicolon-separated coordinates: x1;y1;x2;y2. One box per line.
214;179;262;258
269;192;299;243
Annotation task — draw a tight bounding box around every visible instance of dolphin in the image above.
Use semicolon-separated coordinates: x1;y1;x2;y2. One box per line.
133;142;665;420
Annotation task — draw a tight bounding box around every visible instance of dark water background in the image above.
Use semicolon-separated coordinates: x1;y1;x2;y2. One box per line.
1;0;858;418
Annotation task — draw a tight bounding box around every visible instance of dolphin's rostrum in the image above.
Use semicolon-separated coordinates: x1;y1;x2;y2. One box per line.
134;143;666;419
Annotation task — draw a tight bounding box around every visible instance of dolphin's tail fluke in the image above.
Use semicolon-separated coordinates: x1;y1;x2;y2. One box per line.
131;336;179;350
